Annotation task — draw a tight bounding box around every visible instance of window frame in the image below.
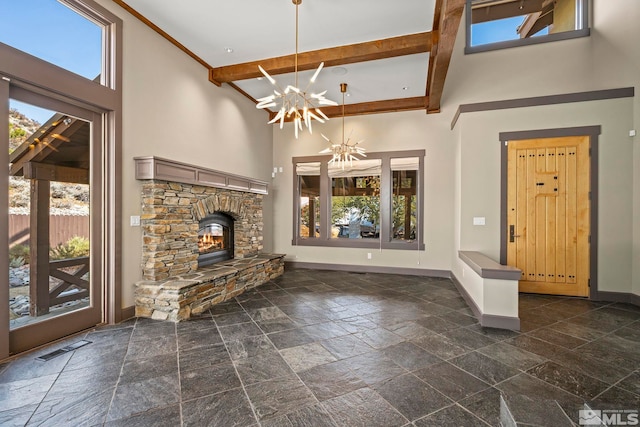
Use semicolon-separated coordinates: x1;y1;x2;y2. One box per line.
464;0;590;55
0;0;122;336
292;149;425;250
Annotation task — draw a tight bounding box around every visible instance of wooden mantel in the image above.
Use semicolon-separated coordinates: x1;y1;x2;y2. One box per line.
134;156;268;195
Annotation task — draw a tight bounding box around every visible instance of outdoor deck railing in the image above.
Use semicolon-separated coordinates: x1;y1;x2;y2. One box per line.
49;256;90;307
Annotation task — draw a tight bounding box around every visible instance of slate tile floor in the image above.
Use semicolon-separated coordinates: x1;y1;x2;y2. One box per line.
1;269;639;426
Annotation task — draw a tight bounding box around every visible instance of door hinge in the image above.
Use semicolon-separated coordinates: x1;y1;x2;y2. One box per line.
588;278;591;288
589;148;592;156
589;191;591;200
588;235;591;244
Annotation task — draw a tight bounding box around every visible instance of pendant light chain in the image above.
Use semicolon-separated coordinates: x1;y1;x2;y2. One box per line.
320;82;366;169
294;0;299;90
342;90;345;144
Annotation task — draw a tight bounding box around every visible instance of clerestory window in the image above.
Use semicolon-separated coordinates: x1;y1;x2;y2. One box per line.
465;0;589;54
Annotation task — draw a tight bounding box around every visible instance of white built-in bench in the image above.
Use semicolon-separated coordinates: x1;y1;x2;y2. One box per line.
455;251;521;330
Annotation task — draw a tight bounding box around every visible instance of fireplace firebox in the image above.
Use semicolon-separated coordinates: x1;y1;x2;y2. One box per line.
198;212;234;266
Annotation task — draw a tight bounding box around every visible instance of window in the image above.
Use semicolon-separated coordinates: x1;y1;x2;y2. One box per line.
297;162;321;238
392;158;419;242
0;0;108;85
331;159;381;240
293;150;425;250
465;0;589;54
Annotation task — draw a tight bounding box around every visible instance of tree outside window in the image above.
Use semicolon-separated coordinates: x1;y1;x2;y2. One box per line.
293;151;424;250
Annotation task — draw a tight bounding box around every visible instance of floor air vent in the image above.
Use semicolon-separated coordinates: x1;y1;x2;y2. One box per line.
36;340;92;362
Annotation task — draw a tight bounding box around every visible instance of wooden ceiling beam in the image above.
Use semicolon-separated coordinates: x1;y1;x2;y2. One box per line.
209;32;433;85
23;162;89;184
426;0;444;113
272;97;428;122
518;3;554;38
426;0;465;114
471;0;543;24
10;119;84;176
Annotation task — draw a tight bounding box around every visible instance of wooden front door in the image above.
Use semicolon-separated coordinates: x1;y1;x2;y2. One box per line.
507;136;590;297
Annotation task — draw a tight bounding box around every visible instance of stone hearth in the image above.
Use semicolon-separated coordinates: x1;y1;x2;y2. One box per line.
133;157;283;321
135;254;284;321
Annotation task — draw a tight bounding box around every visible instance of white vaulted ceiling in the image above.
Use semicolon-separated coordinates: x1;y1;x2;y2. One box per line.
114;0;464;116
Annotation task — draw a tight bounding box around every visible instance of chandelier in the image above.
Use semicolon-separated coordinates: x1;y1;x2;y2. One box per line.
256;0;337;139
320;83;366;169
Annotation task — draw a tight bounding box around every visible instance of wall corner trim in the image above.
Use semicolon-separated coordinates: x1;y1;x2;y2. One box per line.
120;306;135;323
284;261;450;278
451;87;635;130
591;291;640;307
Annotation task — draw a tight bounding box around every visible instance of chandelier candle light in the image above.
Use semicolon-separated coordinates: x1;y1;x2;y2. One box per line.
320;83;366;169
256;0;337;139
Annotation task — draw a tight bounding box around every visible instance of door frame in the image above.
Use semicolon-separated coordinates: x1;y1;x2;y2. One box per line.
0;0;122;360
499;126;600;299
6;86;105;353
0;78;9;358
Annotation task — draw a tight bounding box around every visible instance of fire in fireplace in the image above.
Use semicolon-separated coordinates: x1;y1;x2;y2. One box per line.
198;212;234;266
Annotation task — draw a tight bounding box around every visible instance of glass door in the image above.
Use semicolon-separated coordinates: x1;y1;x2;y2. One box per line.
3;81;103;355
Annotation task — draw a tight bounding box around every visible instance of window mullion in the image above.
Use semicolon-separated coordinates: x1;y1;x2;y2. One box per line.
417;155;424;246
379;156;392;247
0;77;10;360
319;160;330;240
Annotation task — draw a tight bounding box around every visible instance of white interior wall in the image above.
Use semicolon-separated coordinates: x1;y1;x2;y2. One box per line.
634;96;640;295
271;110;456;272
456;98;634;293
623;0;640;296
483;278;518;318
452;123;462;280
98;0;639;309
633;87;640;296
272;0;639;298
446;0;640;296
97;1;274;308
447;1;640;105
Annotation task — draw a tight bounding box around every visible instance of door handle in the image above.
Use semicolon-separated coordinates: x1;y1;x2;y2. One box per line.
509;225;521;242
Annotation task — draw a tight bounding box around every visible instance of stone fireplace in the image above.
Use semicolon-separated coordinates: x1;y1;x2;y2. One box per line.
138;177;265;281
133;157;284;321
137;157;266;280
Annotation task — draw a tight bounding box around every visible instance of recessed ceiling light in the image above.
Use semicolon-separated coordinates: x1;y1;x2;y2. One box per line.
224;47;234;53
345;93;351;97
332;67;348;76
402;86;409;91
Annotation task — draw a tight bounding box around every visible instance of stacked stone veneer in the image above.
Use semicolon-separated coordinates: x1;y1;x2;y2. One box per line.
135;180;284;321
135;254;284;321
140;180;263;281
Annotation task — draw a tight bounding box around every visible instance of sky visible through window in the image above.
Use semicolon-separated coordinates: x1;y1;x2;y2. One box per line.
1;0;102;124
471;15;549;46
3;2;548;122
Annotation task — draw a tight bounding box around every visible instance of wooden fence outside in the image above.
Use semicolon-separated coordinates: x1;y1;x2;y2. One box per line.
9;214;90;247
